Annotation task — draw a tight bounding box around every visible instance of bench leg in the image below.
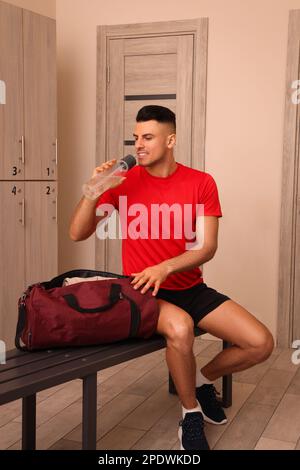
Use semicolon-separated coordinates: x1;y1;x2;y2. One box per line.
222;341;232;408
82;373;97;450
22;394;36;450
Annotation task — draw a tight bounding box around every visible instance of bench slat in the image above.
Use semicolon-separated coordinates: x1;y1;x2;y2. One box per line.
0;344;113;374
5;349;28;360
0;336;166;405
0;344;117;384
2;348;78;372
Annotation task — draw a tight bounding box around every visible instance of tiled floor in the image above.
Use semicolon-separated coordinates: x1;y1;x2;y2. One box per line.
1;338;300;450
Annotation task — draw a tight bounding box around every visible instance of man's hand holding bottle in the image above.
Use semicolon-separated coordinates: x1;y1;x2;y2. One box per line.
82;155;136;200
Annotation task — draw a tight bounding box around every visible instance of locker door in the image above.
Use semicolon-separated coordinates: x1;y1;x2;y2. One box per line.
23;10;57;180
0;181;25;349
25;182;57;286
104;34;194;274
0;1;24;180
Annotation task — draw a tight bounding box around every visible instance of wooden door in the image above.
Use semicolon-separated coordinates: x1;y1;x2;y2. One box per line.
109;35;194;162
278;10;300;346
99;30;197;274
25;182;57;286
0;1;24;180
23;10;57;180
292;89;300;342
0;181;25;349
294;191;300;342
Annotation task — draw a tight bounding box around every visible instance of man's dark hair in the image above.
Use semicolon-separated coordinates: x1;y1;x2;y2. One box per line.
136;105;176;131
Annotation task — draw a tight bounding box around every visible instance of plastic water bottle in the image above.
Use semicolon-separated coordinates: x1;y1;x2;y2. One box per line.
82;154;136;200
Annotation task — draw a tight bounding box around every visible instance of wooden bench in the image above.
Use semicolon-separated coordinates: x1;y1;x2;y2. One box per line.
0;332;232;450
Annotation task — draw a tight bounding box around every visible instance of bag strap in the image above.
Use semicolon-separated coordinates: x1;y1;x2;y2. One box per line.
121;292;141;338
15;285;37;350
15;302;27;350
62;283;122;314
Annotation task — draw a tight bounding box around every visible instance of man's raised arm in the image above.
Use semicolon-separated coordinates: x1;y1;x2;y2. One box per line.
69;159;124;241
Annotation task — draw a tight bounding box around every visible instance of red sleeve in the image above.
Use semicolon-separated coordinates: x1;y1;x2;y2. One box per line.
199;174;223;217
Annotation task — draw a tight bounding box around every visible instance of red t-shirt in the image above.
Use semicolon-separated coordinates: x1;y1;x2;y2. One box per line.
96;163;222;290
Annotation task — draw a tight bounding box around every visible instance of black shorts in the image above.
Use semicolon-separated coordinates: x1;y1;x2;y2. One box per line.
156;282;231;326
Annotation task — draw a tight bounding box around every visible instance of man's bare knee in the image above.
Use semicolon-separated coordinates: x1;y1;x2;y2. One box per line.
157;300;194;354
165;318;194;354
245;328;274;365
231;321;274;365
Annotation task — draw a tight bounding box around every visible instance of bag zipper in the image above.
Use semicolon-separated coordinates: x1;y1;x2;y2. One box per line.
28;331;32;349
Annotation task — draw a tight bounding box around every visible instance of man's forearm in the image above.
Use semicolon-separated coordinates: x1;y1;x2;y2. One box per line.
160;247;216;276
69;196;99;241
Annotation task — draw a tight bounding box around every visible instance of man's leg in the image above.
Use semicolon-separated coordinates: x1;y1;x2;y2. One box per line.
193;299;274;426
197;299;274;380
156;299;210;450
156;299;196;409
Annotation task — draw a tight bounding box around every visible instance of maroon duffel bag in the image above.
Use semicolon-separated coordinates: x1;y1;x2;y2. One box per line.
15;269;159;350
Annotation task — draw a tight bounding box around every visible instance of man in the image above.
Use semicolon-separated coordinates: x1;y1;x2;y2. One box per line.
69;105;274;450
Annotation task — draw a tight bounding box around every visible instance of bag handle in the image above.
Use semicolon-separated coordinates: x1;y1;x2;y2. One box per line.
63;283;122;313
42;269;127;289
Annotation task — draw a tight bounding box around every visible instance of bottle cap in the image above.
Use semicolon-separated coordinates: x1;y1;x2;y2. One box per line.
120;154;136;171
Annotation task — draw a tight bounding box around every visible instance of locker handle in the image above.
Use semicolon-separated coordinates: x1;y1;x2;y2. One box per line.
19;136;25;164
52;197;58;224
52;139;58;165
19;198;25;226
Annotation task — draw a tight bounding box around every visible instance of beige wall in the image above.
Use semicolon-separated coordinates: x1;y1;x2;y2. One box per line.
3;0;55;17
56;0;300;339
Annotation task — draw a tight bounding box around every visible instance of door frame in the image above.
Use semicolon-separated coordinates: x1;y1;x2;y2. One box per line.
277;10;300;347
95;18;208;271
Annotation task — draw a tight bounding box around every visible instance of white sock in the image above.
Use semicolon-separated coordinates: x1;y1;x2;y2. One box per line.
196;369;213;388
182;400;202;419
